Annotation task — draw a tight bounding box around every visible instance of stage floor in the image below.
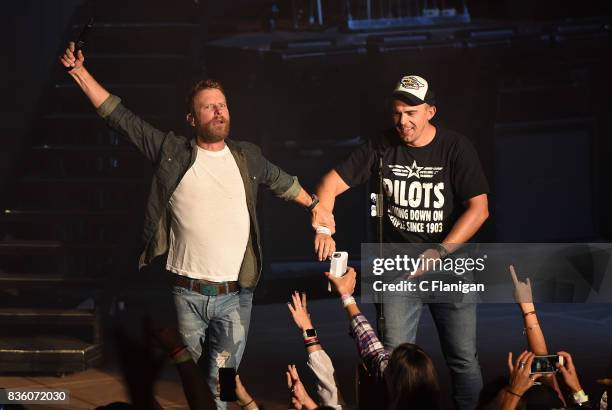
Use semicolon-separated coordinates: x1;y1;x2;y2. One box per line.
1;300;610;409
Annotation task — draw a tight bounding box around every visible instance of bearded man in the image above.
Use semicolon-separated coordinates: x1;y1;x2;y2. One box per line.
60;42;333;409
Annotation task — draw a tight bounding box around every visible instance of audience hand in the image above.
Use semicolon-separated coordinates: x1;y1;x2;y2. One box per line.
507;351;541;397
286;364;317;410
325;266;356;296
510;265;533;304
235;374;255;407
288;291;313;331
556;351;583;393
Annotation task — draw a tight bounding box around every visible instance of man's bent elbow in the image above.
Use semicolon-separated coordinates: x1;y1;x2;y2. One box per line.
467;194;489;227
473;202;489;231
318;169;349;197
480;210;489;228
481;206;489;223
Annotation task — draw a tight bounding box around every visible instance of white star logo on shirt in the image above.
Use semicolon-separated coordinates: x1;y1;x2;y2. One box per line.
388;162;443;178
406;160;423;179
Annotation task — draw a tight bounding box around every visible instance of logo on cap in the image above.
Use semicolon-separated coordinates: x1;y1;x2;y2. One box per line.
400;76;425;90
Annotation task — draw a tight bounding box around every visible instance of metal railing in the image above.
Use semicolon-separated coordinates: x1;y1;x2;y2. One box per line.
291;0;470;31
345;0;470;30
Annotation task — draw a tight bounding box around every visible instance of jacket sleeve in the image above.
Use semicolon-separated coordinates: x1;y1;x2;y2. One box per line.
307;349;342;409
97;94;169;163
349;313;389;381
253;146;301;200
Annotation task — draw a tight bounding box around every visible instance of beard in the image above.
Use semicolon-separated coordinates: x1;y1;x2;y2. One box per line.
196;116;230;143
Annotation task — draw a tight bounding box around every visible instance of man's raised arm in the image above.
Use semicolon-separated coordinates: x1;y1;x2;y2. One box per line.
59;41;168;163
60;41;110;109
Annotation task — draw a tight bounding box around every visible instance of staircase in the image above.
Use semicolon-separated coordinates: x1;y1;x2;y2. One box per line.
0;0;201;374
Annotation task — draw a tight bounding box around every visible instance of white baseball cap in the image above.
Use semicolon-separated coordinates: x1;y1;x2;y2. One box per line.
392;75;436;105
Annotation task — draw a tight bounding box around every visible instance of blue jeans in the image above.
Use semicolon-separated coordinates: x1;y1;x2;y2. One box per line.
383;296;483;410
173;285;253;410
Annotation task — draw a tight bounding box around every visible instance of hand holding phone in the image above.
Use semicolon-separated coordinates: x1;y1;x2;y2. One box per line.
555;351;583;394
65;18;93;71
328;252;348;292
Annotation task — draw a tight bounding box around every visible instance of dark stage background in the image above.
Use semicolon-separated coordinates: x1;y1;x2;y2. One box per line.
0;0;611;402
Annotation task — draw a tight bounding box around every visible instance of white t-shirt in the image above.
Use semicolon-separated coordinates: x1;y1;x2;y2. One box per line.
166;145;250;282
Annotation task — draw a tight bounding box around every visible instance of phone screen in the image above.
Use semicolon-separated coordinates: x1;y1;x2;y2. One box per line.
531;355;559;373
219;367;237;402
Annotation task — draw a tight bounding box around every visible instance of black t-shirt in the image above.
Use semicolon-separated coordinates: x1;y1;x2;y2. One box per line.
335;127;489;243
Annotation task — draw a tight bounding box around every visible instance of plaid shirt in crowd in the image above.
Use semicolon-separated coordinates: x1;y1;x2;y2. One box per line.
349;313;389;381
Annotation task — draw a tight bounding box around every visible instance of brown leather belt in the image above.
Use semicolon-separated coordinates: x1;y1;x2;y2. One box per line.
173;275;239;296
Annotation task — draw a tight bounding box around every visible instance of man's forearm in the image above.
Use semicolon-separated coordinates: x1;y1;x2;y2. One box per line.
442;195;489;252
68;66;110;109
317;186;337;213
316;169;349;213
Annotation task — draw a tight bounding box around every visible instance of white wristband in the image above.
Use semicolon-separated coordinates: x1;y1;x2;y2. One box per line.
342;296;356;308
316;226;332;236
573;389;589;404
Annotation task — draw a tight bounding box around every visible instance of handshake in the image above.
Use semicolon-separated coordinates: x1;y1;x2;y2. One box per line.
310;198;336;261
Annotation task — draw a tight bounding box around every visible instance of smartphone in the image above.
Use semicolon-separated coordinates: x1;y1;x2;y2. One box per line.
219;367;237;401
65;18;94;71
531;355;564;374
74;18;94;52
328;251;348;292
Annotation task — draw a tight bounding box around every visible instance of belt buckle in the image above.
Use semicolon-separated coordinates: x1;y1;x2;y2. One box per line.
200;284;218;296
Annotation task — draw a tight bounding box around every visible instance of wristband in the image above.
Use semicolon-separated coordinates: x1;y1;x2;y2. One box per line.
316;226;332;236
242;399;259;410
169;345;188;358
573;389;589;405
342;296;356;308
305;341;321;348
505;387;522;398
523;310;537;318
173;350;193;364
341;293;351;301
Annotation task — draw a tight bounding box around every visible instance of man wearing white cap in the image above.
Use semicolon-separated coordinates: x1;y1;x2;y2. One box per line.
313;75;489;409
